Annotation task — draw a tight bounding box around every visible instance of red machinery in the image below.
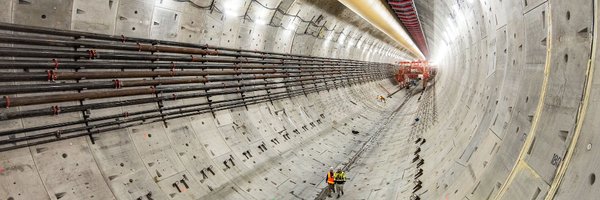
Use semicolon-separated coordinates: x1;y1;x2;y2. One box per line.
395;60;436;89
386;0;429;57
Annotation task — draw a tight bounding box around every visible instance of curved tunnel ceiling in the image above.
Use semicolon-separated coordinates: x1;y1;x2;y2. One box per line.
337;0;425;59
385;0;430;58
0;0;599;200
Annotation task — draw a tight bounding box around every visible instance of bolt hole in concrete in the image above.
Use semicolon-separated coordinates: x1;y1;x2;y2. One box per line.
590;173;596;185
62;153;67;158
566;11;571;20
41;14;46;19
564;54;569;63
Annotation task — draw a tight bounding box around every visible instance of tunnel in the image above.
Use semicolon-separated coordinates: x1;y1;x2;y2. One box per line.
0;0;597;199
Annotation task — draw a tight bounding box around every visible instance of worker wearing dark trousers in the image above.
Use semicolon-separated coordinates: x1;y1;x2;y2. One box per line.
334;168;347;198
326;167;336;197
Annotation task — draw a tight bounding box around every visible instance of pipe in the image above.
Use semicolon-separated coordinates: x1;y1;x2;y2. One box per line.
0;73;346;94
337;0;424;59
0;34;369;63
0;73;372;119
0;68;360;82
0;81;358;150
0;72;367;107
0;22;368;62
0;47;361;65
0;22;393;151
0;60;365;70
0;79;351;137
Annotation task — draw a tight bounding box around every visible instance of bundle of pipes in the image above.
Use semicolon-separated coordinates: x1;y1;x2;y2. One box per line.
0;22;394;151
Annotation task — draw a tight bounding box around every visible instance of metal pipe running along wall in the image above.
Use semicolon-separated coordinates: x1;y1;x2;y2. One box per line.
0;22;395;152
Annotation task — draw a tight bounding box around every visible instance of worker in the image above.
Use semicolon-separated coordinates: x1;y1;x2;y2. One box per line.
334;168;347;198
326;167;336;197
377;95;386;103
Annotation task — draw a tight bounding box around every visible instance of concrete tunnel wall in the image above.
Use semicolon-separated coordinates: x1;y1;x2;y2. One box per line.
413;0;598;199
0;0;412;200
1;0;600;200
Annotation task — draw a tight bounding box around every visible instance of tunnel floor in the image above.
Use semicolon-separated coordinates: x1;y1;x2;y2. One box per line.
198;83;437;200
317;83;435;200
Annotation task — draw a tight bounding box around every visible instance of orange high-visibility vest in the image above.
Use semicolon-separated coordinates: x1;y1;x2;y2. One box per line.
327;172;335;184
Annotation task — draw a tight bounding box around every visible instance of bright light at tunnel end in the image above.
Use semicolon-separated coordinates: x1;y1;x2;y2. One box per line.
427;42;450;69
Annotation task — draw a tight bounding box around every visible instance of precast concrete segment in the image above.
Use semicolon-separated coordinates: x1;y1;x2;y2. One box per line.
493;3;554;200
0;19;395;150
550;1;600;199
0;0;407;200
409;0;595;200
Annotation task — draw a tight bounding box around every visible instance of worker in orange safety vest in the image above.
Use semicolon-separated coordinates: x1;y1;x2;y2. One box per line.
326;167;336;197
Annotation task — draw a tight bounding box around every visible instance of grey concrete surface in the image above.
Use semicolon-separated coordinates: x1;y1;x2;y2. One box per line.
0;0;599;200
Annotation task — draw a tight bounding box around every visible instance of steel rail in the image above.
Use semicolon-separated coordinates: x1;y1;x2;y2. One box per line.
0;78;351;138
0;71;357;94
0;71;369;107
0;22;375;64
0;21;394;152
0;73;373;119
0;81;353;150
0;92;302;146
0;34;368;64
0;83;325;136
0;96;287;151
0;67;364;82
0;47;366;66
0;60;366;70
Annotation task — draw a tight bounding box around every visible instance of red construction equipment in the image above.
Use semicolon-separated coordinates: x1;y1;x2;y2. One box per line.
395;60;436;89
386;0;429;57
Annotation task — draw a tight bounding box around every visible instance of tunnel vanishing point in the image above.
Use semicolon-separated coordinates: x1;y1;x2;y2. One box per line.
0;0;598;199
